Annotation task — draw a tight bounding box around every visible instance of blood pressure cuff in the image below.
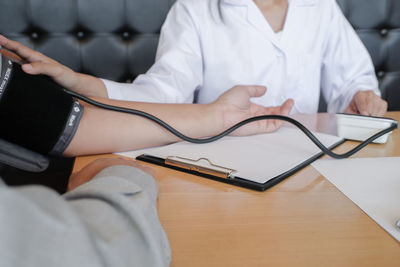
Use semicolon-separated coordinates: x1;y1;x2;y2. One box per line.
0;137;49;172
0;54;84;158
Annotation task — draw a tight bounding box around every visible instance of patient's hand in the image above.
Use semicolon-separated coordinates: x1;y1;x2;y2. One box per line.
213;85;294;136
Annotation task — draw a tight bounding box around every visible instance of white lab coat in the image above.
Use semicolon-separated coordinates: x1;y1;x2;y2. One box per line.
103;0;380;114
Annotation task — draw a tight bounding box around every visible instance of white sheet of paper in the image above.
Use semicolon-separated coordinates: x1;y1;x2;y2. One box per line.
312;157;400;242
118;127;343;184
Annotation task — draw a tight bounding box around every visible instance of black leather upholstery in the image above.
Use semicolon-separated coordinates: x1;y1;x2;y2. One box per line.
0;0;399;110
337;0;400;111
0;0;175;82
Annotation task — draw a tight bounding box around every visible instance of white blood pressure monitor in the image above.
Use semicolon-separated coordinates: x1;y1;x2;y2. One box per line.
336;113;398;144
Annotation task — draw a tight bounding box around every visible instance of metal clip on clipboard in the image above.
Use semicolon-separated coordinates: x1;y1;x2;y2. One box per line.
165;156;237;179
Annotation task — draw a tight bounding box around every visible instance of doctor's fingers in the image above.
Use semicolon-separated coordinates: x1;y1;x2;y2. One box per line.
354;91;386;116
22;61;78;89
354;92;370;116
343;100;357;114
0;35;51;63
377;99;388;116
366;93;388;116
368;97;387;117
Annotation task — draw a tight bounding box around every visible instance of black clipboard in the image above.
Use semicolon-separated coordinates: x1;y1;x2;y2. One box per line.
136;139;345;191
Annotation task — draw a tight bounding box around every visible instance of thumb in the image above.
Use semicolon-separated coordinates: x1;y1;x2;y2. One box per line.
353;95;369;116
22;61;78;90
22;61;71;85
22;61;59;76
344;100;357;114
279;99;294;115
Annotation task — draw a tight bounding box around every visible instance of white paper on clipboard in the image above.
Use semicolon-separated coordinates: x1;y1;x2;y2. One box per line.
118;126;343;184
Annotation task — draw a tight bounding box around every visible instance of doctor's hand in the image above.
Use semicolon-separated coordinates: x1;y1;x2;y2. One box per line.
0;35;107;98
344;90;387;117
213;85;294;136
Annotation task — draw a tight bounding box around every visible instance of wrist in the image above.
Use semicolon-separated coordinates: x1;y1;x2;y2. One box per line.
72;73;108;98
69;71;86;94
206;102;227;135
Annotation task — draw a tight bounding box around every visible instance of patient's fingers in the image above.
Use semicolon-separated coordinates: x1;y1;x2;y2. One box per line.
279;99;294;115
245;85;267;98
260;99;294;130
263;99;293;114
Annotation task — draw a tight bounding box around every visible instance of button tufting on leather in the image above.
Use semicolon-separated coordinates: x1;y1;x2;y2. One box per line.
379;28;388;36
30;32;39;40
122;31;131;40
76;31;85;39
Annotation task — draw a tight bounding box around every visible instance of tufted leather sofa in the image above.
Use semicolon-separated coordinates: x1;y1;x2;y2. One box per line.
0;0;175;82
0;0;399;192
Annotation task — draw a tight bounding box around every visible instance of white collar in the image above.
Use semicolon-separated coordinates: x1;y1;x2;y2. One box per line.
292;0;316;6
221;0;316;7
221;0;248;7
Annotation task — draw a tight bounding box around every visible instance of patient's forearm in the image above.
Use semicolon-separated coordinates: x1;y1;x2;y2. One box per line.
63;85;292;156
63;100;219;156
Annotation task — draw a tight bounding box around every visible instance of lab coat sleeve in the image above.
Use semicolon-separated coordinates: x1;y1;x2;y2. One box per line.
320;0;380;113
0;166;171;267
105;1;203;103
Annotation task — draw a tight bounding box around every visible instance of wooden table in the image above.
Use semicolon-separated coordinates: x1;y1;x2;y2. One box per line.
74;112;400;266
